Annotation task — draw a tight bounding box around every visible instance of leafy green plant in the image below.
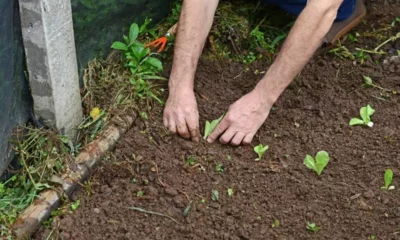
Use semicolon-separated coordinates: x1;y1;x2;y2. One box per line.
304;151;330;176
204;115;224;140
381;169;394;190
186;155;196;166
71;200;80;211
137;191;144;197
216;163;224;173
111;21;166;105
349;104;375;127
211;189;219;201
272;219;280;228
227;188;233;197
307;222;320;233
254;144;269;161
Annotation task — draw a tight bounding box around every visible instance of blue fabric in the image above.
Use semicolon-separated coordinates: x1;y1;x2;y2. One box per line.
262;0;356;21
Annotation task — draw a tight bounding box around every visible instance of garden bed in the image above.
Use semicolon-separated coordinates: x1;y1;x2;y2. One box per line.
36;3;400;240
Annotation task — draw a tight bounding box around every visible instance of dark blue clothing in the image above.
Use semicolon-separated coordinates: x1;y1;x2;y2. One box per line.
263;0;356;21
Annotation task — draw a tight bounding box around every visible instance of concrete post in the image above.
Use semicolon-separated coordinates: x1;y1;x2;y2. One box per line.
19;0;82;140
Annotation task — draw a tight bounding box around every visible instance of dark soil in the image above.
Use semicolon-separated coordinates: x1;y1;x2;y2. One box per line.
36;3;400;240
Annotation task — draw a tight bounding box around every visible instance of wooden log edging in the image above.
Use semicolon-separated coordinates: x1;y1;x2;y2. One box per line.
12;111;137;239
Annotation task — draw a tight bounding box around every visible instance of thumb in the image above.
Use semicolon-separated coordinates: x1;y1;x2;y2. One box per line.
207;117;229;143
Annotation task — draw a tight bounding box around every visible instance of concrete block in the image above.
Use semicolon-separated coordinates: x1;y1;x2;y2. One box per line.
19;0;82;140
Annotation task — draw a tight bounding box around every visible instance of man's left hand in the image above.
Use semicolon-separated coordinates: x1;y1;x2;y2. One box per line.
207;86;272;145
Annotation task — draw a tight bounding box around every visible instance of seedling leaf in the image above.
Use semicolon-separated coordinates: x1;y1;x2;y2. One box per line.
360;104;375;123
382;169;393;190
227;188;233;197
349;118;365;126
254;144;269;161
315;151;329;175
211;189;219;201
203;115;224;140
363;75;373;86
129;23;139;43
304;155;316;172
111;41;128;51
146;57;163;71
71;200;80;211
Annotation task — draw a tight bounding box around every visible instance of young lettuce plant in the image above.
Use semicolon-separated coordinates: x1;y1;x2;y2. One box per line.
254;144;269;161
381;169;395;190
304;151;329;176
203;115;224;140
349;104;375;127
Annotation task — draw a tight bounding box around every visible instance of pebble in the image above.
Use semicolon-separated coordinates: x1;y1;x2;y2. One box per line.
93;208;101;214
173;195;185;208
363;190;375;199
165;188;178;196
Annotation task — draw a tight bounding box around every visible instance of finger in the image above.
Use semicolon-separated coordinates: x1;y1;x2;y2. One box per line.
186;114;200;142
167;119;177;133
242;132;256;145
230;132;246;146
163;118;169;129
207;118;230;143
219;128;236;144
176;118;191;139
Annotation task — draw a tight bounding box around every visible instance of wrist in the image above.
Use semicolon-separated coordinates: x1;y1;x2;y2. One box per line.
254;77;283;105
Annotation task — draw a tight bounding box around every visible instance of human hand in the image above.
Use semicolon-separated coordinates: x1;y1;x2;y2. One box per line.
163;88;200;142
207;87;272;145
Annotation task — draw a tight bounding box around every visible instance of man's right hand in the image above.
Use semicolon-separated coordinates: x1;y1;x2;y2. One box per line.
163;88;200;142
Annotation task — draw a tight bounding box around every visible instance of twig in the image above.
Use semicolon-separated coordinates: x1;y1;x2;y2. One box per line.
127;206;179;224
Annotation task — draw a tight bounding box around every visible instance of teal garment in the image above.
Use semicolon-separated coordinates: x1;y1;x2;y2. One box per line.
263;0;356;21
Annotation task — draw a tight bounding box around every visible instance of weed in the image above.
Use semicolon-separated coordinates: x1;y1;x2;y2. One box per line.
349;104;375;127
307;222;320;233
381;169;394;190
131;178;137;183
369;235;376;240
186;155;196;166
201;199;206;204
204;115;224;140
216;164;224;173
71;200;80;211
272;219;280;228
140;111;148;120
137;191;144;197
227;155;231;160
143;179;149;185
111;21;167;105
257;216;262;221
304;151;330;176
347;32;360;42
211;189;219;201
254;144;269;161
227;188;233;197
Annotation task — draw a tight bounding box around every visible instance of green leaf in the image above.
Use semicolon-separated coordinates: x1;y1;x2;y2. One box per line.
129;23;139;43
71;200;80;211
254;144;269;161
349;118;365;126
111;41;128;51
384;169;393;189
211;189;219;201
146;57;163;71
227;188;233;197
363;76;373;86
304;155;317;172
315;151;329;175
131;43;146;60
203;115;224;139
360;104;375;123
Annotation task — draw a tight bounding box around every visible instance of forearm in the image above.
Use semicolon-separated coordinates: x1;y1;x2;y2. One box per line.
257;0;342;104
169;0;219;91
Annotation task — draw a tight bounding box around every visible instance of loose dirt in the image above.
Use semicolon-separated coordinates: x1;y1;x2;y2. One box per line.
35;2;400;240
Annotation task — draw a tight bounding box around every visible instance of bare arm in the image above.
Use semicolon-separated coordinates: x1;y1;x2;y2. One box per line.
208;0;343;145
164;0;219;141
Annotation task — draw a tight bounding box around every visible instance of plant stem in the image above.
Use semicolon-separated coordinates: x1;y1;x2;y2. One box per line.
127;206;179;224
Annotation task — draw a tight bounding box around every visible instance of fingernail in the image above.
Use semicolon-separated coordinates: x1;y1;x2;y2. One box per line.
207;138;212;143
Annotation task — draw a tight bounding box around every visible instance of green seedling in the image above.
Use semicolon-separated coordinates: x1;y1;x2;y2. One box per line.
131;178;137;183
137;191;144;197
227;155;231;160
272;219;280;228
369;235;376;240
216;163;224;173
211;189;219;201
143;179;149;185
349;104;375;127
257;216;262;221
71;200;80;211
227;188;233;197
381;169;394;190
186;155;196;166
363;76;394;94
201;199;206;204
304;151;330;176
307;222;320;233
204;115;224;140
254;144;269;161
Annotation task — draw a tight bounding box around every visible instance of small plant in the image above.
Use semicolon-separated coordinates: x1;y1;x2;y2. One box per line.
272;219;280;228
71;200;80;211
306;222;320;233
211;189;219;201
204;115;224;140
227;188;233;197
381;169;394;190
186;155;196;166
131;178;137;183
349;104;375;127
254;144;269;161
369;235;376;240
137;191;144;197
304;151;330;176
227;155;231;160
143;179;149;185
216;163;224;173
